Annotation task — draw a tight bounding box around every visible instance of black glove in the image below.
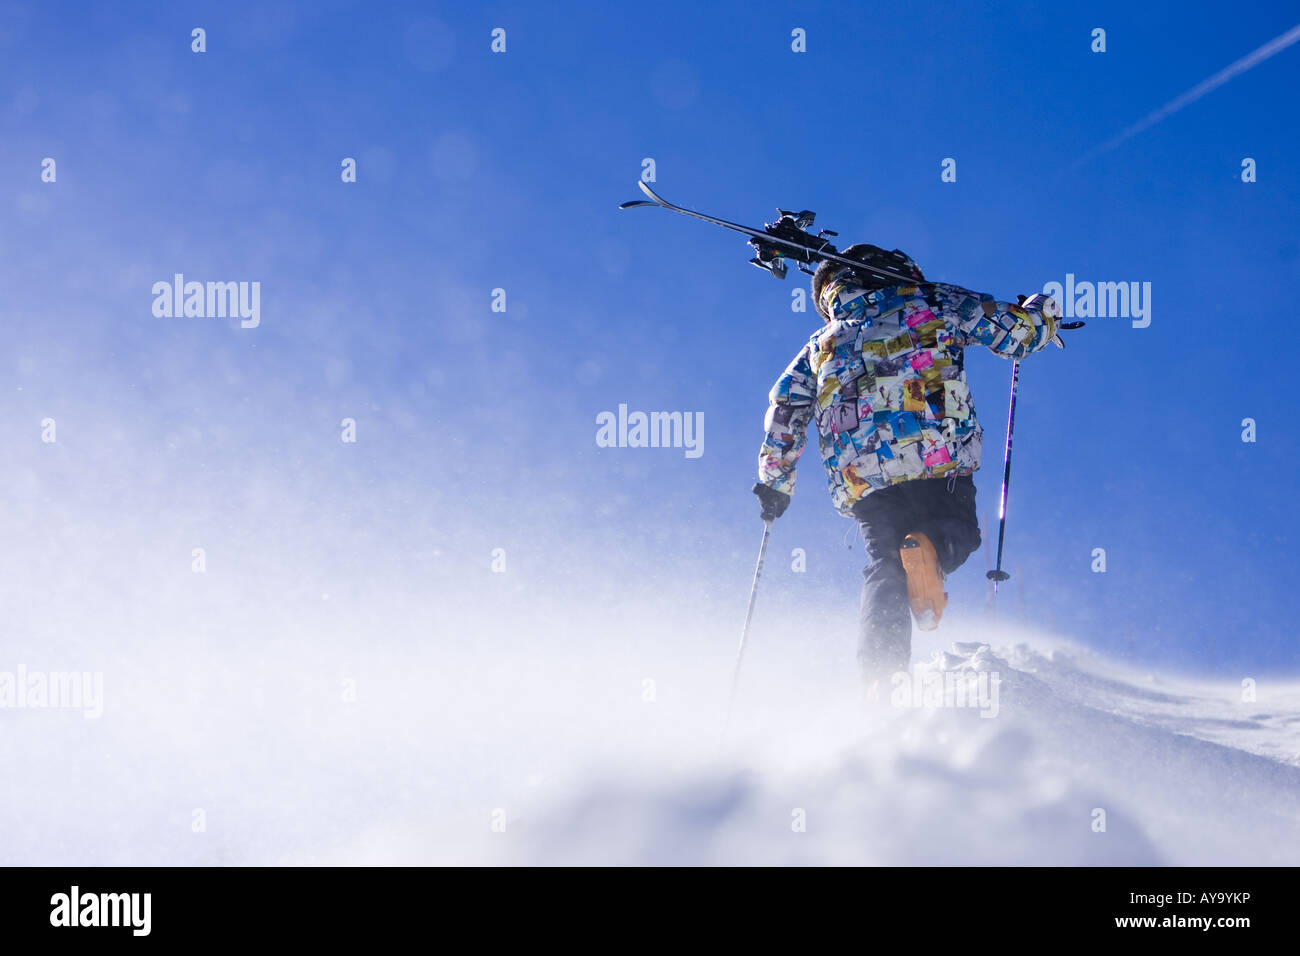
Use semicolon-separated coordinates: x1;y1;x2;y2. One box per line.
752;483;791;522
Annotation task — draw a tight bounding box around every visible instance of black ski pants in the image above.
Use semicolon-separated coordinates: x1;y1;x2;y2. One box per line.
851;474;982;680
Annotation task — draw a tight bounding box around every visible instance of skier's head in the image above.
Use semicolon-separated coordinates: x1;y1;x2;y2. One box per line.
812;244;925;321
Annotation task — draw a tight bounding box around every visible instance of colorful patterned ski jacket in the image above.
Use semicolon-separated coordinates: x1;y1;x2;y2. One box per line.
758;277;1060;517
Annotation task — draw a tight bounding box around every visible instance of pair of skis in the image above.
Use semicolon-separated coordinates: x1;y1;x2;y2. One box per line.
620;180;923;286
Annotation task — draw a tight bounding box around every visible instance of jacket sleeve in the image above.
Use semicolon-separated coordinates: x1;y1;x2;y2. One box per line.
930;283;1060;360
757;342;817;495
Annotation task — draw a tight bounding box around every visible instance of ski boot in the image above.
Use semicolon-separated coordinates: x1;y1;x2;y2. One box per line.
899;532;947;631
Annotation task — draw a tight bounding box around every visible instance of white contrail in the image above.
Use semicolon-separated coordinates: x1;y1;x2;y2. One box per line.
1075;22;1300;166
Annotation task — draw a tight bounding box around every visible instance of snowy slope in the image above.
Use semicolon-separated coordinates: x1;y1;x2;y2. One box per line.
2;560;1297;867
303;618;1300;867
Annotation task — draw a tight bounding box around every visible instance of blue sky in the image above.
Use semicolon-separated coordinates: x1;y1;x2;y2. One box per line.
3;0;1298;676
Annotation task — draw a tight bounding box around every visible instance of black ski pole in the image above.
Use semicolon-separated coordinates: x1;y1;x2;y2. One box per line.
986;360;1020;594
727;518;773;720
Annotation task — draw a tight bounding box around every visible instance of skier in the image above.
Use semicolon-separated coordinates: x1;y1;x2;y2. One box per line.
751;244;1062;684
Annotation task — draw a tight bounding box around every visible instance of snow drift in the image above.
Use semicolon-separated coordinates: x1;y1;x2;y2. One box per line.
2;516;1297;866
336;627;1300;867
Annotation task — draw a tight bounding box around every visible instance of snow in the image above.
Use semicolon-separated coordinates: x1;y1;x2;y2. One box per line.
433;629;1300;866
2;545;1297;866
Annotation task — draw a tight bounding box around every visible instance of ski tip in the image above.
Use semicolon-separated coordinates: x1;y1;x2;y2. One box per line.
618;200;656;210
636;180;667;204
